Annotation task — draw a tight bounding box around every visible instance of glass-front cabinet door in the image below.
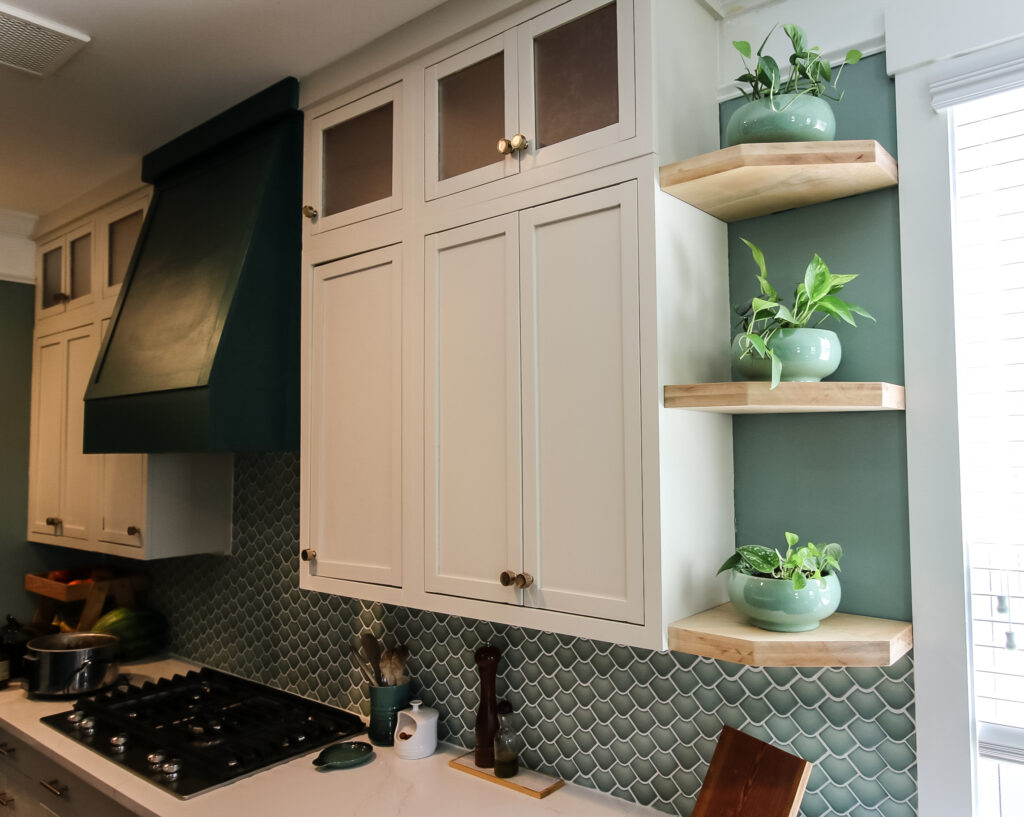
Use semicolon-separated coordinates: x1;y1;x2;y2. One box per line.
424;0;633;200
307;82;403;234
36;223;95;320
425;31;519;200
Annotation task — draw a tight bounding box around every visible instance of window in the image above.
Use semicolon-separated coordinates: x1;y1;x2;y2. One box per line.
953;85;1024;815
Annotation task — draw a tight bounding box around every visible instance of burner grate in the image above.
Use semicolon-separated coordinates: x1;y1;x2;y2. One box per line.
41;667;365;798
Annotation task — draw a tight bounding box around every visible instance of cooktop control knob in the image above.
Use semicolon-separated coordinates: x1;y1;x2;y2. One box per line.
147;751;167;767
110;734;128;753
162;759;182;780
79;716;96;734
67;711;84;726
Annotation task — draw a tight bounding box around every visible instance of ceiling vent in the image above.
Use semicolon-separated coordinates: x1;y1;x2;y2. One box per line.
0;2;89;77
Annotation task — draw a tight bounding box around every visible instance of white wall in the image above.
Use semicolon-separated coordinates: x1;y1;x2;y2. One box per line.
0;210;36;285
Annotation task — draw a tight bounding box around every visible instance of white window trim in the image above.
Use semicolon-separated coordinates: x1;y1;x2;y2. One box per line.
887;9;1024;815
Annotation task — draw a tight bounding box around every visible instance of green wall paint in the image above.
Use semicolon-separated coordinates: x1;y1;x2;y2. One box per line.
721;54;911;621
0;282;43;620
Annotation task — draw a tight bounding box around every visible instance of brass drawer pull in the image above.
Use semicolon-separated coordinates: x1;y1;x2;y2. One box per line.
45;517;62;527
40;779;68;798
300;548;317;561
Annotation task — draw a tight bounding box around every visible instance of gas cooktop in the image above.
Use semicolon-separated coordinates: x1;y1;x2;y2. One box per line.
41;667;365;798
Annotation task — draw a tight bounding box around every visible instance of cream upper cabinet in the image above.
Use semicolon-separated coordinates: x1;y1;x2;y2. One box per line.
305;83;403;234
28;193;232;561
299;0;732;648
28;324;97;546
425;184;643;625
424;0;635;200
302;245;404;589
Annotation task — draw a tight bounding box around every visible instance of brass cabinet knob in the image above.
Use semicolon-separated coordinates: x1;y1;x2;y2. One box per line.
497;135;530;155
301;205;319;220
499;570;533;588
45;517;61;527
301;548;317;562
126;525;140;536
51;292;71;305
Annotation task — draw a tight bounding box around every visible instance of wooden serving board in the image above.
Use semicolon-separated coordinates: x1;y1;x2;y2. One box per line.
449;752;564;798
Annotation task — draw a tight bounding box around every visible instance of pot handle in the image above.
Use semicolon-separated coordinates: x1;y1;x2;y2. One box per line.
63;658;92;695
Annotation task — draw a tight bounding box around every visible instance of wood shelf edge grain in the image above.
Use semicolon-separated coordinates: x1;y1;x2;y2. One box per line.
663;381;906;413
659;140;898;222
668;603;913;667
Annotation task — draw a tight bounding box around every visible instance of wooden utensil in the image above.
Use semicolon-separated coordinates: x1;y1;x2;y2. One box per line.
360;632;383;685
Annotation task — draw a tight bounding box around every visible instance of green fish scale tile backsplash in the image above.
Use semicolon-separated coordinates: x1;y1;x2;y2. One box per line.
150;452;917;817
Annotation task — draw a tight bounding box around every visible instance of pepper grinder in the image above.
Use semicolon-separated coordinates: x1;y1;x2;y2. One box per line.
474;644;502;767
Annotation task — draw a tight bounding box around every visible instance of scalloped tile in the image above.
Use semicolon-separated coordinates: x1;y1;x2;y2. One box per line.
150;452;920;817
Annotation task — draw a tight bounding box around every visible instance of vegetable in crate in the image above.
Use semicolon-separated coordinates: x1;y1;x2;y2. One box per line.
92;608;168;660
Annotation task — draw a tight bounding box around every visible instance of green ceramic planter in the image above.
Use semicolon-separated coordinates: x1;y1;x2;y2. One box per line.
727;570;841;632
731;328;841;383
725;93;836;147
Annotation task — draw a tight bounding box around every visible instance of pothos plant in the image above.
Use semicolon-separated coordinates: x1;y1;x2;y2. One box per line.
717;532;843;590
733;238;874;388
733;23;862;104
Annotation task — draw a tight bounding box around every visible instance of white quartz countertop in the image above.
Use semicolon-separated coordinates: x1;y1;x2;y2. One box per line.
0;657;654;817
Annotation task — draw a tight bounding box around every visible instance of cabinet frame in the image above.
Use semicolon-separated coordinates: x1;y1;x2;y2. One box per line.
35;222;96;321
308;82;405;234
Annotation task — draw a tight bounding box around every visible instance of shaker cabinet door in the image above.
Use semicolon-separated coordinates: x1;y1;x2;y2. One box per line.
28;325;98;544
28;335;66;537
519;182;644;624
307;245;403;587
424;215;522;603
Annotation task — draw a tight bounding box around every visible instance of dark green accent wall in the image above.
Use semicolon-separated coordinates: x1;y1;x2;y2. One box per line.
720;54;911;621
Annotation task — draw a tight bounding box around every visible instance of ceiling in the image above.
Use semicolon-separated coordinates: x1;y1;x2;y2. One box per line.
0;0;448;217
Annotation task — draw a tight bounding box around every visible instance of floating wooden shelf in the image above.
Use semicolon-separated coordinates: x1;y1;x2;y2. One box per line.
659;140;898;222
663;381;905;413
668;603;913;667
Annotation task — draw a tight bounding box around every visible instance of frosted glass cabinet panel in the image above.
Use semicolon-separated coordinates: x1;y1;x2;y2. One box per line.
532;0;619;148
307;83;403;234
425;0;634;200
107;210;144;288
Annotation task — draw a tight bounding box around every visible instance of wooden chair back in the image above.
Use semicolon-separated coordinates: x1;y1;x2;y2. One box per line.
692;725;813;817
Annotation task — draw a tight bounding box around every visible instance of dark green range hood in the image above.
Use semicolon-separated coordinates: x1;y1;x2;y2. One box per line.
84;78;301;453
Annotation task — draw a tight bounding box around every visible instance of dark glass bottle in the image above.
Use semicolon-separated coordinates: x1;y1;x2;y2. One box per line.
493;700;521;778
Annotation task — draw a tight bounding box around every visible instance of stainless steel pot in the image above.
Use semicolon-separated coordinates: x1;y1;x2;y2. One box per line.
23;633;120;698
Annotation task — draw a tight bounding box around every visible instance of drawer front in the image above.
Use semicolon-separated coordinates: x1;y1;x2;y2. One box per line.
0;729;138;817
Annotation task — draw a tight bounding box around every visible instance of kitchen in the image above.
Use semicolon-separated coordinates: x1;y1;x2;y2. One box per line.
0;0;1011;815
